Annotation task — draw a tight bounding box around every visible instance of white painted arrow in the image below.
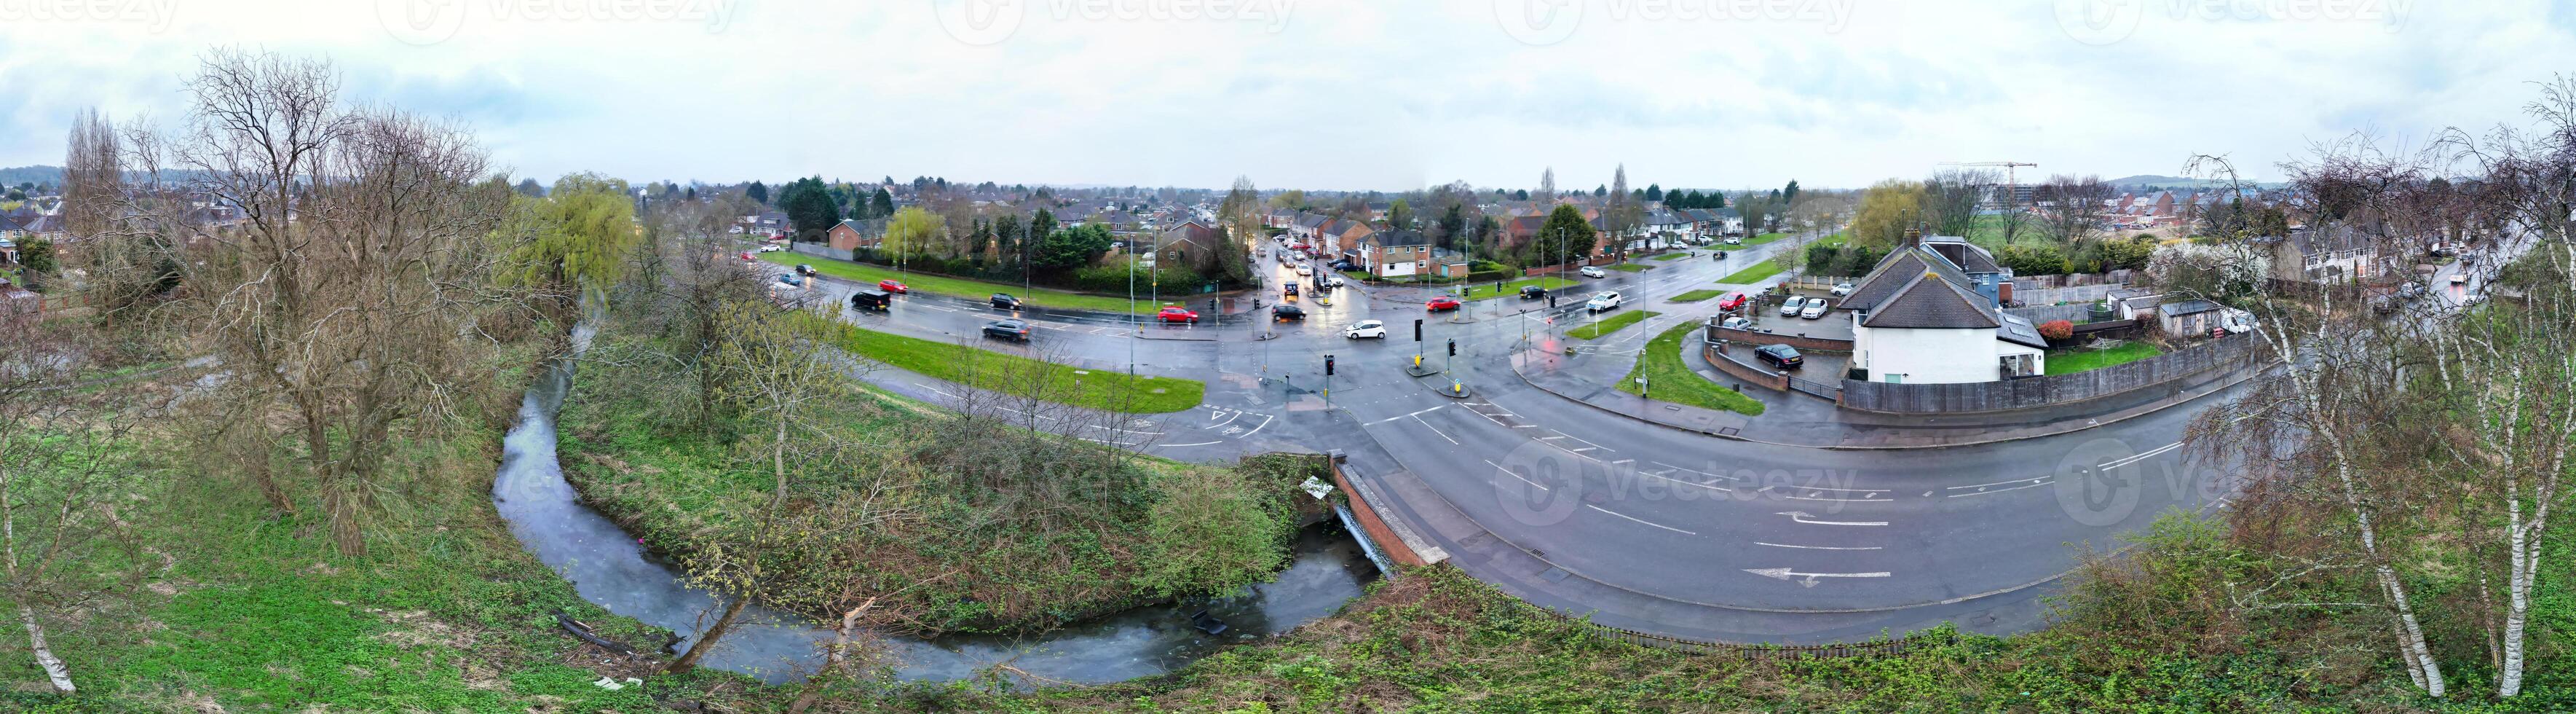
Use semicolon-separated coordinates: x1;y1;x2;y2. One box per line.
1776;511;1886;526
1742;568;1893;587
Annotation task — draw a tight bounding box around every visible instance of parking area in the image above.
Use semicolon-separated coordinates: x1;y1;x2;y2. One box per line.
1723;306;1855;342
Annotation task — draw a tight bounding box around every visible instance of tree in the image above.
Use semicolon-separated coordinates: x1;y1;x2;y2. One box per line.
1645;184;1663;202
869;188;895;219
1034;223;1114;270
1593;184;1607;197
513;178;545;197
880;206;945;260
0;329;150;695
2036;174;2114;246
503;173;639;326
1849;178;1927;248
1387;198;1413;229
1512;189;1529;201
1534;204;1596;266
1603;164;1640;258
746;180;769;205
1029;208;1059;245
1923;168;1994;238
1437;203;1468;250
1997;243;2067;275
17;238;56;278
777;177;839;243
1537;167;1555;203
1782;179;1801;205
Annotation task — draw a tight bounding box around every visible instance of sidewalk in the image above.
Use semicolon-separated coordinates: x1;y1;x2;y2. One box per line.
1511;329;2258;450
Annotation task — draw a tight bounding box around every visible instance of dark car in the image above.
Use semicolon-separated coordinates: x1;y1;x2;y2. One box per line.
1520;285;1546;299
795;264;815;276
1712;250;1728;260
991;293;1021;310
1330;259;1359;271
1755;344;1804;370
981;319;1032;342
849;289;891;312
1271;304;1306;321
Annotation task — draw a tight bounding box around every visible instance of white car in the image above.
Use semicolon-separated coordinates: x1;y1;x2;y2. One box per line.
1296;265;1313;276
1579;265;1607;278
1723;236;1744;246
1801;301;1828;319
757;244;784;253
1719;315;1753;330
1343;320;1387;339
1586;291;1624;312
1328;275;1346;287
1829;282;1854;296
1779;296;1806;317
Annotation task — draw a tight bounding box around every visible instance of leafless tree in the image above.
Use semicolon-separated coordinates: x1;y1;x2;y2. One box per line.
0;329;151;695
2035;174;2114;246
1922;168;1995;238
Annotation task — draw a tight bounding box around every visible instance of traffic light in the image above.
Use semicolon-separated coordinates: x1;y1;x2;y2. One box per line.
1413;318;1423;342
1548;294;1558;309
1325;355;1336;376
1447;339;1456;357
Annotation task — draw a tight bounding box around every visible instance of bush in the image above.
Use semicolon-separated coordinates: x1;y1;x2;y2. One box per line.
2039;319;2074;341
2000;243;2069;276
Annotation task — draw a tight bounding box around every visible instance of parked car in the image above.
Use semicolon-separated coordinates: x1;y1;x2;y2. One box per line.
1272;304;1307;321
1723;236;1744;246
1779;296;1807;317
757;244;784;253
1586;291;1624;313
1296;265;1313;276
1579;266;1607;278
1801;300;1828;319
991;293;1021;310
1719;315;1753;331
1717;292;1749;312
1829;282;1855;296
1344;319;1386;339
739;251;757;261
1156;305;1200;323
1755;344;1804;369
1426;296;1463;312
877;279;909;294
1330;259;1359;271
1520;285;1548;300
849;290;891;312
981;319;1032;342
775;273;803;287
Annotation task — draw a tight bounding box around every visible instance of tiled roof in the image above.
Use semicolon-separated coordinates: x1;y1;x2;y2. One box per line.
1838;248;1969;312
1859;272;2001;330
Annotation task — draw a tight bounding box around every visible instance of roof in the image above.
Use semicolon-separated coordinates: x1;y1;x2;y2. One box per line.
1919;235;2004;274
1838;247;1972;312
1996;313;2049;349
2158;298;2221;317
1373;230;1431;247
1858;272;2002;330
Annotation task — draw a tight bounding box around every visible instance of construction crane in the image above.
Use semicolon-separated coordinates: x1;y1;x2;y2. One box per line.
1939;161;2038;208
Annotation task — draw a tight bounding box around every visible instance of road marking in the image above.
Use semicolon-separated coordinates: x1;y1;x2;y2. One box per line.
1651;461;1740;482
1238;413;1273;437
1365;404;1448;425
1777;510;1886;527
1635;470;1731;493
1586;504;1697;535
1547;430;1612;452
1742;568;1892;587
1568;447;1596;452
1761;538;1885;549
1413;415;1459;444
1161;441;1222;447
1763;485;1892;503
1485;459;1549;491
1945;480;2054;498
1608;458;1634;465
2098;442;2184;470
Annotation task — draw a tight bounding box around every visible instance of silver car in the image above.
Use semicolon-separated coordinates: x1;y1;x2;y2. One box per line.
1779;296;1806;317
1801;301;1828;319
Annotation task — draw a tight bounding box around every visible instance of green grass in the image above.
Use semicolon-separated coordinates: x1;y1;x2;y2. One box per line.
1605;262;1651;272
1458;276;1579;302
802;315;1204;412
762;252;1161;314
1651;251;1691;261
1667;289;1726;302
1568;310;1659;340
1817;231;1849;248
1717;261;1785;285
1746;232;1791;245
2045;340;2164;375
1619;322;1765;415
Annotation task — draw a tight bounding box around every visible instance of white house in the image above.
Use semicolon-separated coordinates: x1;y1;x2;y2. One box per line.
1838;234;2047;383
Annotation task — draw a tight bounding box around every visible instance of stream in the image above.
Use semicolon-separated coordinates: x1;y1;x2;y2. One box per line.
491;353;1378;685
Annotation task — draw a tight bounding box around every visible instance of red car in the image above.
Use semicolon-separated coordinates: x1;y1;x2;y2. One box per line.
1157;305;1200;323
739;251;756;261
1426;296;1462;312
877;279;909;294
1717;292;1750;312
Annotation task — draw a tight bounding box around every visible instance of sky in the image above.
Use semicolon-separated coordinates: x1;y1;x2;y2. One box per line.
1;0;2570;192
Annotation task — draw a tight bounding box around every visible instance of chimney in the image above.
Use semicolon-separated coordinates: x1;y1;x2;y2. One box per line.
1903;227;1921;248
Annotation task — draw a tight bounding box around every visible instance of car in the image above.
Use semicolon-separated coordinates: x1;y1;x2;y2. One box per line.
2398;282;2427;300
1426;296;1463;312
1712;250;1728;259
1829;282;1855;297
1779;296;1807;317
1330;259;1359;271
991;293;1021;310
1586;291;1624;313
1719;315;1753;330
1754;344;1804;369
739;251;757;261
1343;319;1386;339
757;244;784;253
877;279;909;294
1295;264;1313;276
775;273;803;287
1801;301;1828;319
1717;292;1750;312
1271;304;1306;321
795;264;815;275
1284;283;1300;296
1520;285;1547;300
850;290;891;312
1156;305;1200;323
1328;275;1346;287
1579;266;1607;278
2451;272;2469;285
1723;236;1744;246
981;319;1032;342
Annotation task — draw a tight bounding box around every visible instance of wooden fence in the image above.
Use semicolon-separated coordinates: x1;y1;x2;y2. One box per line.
1837;337;2263;414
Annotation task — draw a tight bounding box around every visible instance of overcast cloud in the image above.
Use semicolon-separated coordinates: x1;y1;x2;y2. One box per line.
1;0;2567;191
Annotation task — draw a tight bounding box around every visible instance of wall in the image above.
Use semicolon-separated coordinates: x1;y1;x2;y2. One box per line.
1707;323;1854;353
1860;327;2004;384
1702;340;1790;391
1327;456;1437;567
1838;337;2261;413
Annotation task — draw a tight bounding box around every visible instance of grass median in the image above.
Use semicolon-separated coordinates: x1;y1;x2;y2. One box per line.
1606;262;1651;272
1651;251;1691;261
1717;261;1785;285
1619;322;1766;415
799;314;1204;412
1747;232;1790;246
1568;310;1659;340
1458;276;1581;302
1668;289;1726;302
762;252;1163;315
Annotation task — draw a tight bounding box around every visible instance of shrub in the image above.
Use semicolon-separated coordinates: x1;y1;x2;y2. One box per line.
2039;319;2074;341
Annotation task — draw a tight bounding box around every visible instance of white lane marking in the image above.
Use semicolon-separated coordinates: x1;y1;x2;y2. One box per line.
1161;441;1222;447
914;382;960;400
1635;470;1731;493
1742;568;1892;586
1512;424;1538;428
1538;435;1566;440
1084;424;1164;436
1651;461;1740;482
2098;442;2184;470
1547;430;1612;452
1949;476;2048;491
1777;510;1886;527
1751;538;1895;549
1609;458;1634;465
1413;415;1459;444
1568;447;1596;453
1586;504;1697;535
1762;485;1892;503
1238;413;1273;437
1366;404;1448;425
1485;459;1549;492
1945;480;2054;498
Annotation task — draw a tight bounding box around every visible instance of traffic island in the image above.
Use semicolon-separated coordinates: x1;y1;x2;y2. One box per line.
1403;356;1442;378
1428;378;1474;399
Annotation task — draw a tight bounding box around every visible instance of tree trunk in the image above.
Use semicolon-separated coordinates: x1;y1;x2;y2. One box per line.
18;605;74;694
2500;504;2531;697
665;595;749;675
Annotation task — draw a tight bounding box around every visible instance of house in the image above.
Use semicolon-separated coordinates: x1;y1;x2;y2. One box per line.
1263;207;1298;229
1710;207;1745;235
1644;210;1693;246
0;213;24;243
2257;226;2385;283
2156;299;2223;335
1502;214;1548;248
1358;230;1435;278
826;218;890;251
1427;248;1472;278
1364;201;1392;221
1289;212;1328;243
1331;220;1375;256
1838;231;2046;383
738;211;789;237
1156;219;1226;272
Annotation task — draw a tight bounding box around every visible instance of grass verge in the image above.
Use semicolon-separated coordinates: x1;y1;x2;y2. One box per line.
762;252;1161;315
1718;261;1785;285
1747;232;1791;245
2046;340;2164;375
1651;251;1691;261
799;314;1204;412
1619;322;1765;415
1568;310;1659;340
1605;262;1651;272
1458;276;1580;302
1667;289;1726;303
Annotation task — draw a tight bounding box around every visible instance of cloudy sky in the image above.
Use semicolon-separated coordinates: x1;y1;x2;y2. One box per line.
1;0;2567;192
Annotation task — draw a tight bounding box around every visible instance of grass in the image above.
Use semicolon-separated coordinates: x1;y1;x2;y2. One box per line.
1605;262;1651;272
1667;289;1726;302
801;315;1204;412
1457;276;1579;302
1746;231;1792;245
1817;231;1849;248
1567;310;1659;340
761;252;1162;315
1717;261;1786;285
1651;251;1691;261
1619;322;1765;415
2045;340;2165;375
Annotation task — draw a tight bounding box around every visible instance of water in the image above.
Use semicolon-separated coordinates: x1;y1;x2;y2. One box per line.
491;356;1376;685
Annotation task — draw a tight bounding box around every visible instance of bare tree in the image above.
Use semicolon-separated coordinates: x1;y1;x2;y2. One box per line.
2035;174;2114;246
0;331;150;695
1922;168;1995;238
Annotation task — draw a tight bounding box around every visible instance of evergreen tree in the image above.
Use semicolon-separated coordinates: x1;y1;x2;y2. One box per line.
746;180;769;205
